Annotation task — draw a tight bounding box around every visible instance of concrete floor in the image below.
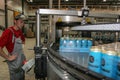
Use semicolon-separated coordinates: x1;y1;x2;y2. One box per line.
0;38;36;80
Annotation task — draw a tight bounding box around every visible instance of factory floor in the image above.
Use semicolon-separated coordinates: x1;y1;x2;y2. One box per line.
0;38;36;80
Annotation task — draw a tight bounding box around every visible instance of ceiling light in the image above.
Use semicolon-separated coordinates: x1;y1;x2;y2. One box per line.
103;0;106;2
65;0;69;1
27;0;33;2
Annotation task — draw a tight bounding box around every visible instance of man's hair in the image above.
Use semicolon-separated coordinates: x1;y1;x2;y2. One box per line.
15;14;26;20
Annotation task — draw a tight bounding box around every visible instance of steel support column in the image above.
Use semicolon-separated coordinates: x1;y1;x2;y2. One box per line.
5;0;8;29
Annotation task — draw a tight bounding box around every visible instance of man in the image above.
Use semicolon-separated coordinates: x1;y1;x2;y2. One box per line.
0;14;26;80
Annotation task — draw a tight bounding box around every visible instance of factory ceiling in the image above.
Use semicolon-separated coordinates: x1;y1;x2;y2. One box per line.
26;0;120;6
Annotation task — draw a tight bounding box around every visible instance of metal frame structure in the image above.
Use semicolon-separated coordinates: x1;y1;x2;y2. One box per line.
35;9;120;80
71;23;120;31
36;9;119;47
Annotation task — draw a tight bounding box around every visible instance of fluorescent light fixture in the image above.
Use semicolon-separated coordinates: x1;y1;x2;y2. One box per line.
65;0;69;1
27;0;33;2
103;0;106;2
65;16;70;22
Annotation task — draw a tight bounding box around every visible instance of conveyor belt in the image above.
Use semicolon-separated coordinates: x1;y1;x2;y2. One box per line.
47;43;113;80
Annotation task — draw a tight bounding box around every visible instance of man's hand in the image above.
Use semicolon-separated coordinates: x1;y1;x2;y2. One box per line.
7;54;17;61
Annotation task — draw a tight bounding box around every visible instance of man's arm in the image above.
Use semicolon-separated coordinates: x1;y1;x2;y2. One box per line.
0;47;17;61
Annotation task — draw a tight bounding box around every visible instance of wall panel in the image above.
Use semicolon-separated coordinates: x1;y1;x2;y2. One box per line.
0;0;5;10
0;15;5;27
8;10;14;27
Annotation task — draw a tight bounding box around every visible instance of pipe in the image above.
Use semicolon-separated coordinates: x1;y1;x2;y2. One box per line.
115;18;119;42
58;0;61;9
5;0;8;29
49;0;53;9
49;0;53;42
36;10;40;47
84;0;86;8
22;0;24;14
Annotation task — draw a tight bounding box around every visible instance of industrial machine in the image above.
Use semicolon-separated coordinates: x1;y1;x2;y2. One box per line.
34;9;120;80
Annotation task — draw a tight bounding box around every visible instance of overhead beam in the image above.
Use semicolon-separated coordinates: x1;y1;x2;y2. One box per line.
26;0;120;5
71;23;120;31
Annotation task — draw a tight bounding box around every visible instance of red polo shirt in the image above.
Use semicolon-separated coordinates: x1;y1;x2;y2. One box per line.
0;26;25;53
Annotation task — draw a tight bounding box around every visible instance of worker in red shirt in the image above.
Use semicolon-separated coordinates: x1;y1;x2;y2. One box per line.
0;14;26;80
